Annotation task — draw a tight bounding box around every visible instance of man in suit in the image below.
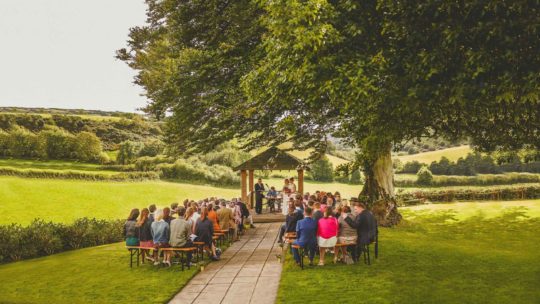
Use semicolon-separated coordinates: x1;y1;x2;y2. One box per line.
344;202;378;261
217;201;233;231
254;178;265;214
292;207;318;266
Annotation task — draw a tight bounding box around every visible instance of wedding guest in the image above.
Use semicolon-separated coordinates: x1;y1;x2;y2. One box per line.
124;208;140;246
317;207;338;266
137;208;154;261
195;207;219;261
151;209;171;266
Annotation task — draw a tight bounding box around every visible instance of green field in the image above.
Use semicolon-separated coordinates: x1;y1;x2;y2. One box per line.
0;176;364;225
0;242;197;304
277;200;540;304
396;145;471;164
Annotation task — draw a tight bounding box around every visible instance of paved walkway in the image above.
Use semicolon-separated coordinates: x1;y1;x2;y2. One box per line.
169;223;283;304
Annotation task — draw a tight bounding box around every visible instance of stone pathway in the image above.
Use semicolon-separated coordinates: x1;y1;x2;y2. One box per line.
169;223;283;304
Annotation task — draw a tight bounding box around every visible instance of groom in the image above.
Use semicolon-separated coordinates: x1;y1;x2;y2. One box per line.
254;178;265;214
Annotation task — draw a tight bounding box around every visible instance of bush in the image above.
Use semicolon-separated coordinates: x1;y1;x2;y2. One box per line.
5;127;43;158
310;156;334;182
349;169;362;184
134;155;174;171
138;139;165;157
397;185;540;204
416;166;433;185
0;218;123;264
396;172;540;187
399;160;423;174
74;132;103;162
199;143;252;168
38;129;75;159
0;167;159;181
158;157;239;186
116;141;144;165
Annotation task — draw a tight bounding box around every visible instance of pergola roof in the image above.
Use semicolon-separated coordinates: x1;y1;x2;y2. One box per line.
233;147;307;171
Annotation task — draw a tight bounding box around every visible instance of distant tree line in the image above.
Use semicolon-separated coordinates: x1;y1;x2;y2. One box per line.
396;151;540;176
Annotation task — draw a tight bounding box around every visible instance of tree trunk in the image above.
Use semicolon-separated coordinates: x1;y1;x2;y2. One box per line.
360;148;401;226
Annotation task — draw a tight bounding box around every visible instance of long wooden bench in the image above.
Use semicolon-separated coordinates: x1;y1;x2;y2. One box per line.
126;246;196;270
160;247;197;270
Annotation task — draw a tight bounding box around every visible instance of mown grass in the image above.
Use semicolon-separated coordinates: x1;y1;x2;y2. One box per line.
0;158;112;172
0;242;197;304
396;145;471;164
0;176;363;225
277;200;540;304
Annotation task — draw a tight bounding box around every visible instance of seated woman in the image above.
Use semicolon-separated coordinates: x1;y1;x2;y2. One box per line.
195;207;220;261
151;209;171;266
317;206;338;266
337;205;357;262
137;208;154;262
207;203;221;232
124;208;140;246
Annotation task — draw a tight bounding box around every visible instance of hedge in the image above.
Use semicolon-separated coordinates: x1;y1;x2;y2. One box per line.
396;185;540;205
0;218;123;264
0;167;159;181
158;157;239;186
396;173;540;187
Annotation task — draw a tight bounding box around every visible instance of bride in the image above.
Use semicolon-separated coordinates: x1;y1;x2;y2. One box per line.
281;178;291;215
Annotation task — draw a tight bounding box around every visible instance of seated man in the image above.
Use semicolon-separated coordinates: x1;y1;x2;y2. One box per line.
267;186;278;212
292;207;318;266
344;202;378;261
169;207;194;266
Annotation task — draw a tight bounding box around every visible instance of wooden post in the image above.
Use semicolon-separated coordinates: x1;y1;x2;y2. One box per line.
297;169;304;194
248;170;255;209
241;170;248;204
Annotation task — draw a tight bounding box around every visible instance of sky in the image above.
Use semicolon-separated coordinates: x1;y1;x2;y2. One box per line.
0;0;148;112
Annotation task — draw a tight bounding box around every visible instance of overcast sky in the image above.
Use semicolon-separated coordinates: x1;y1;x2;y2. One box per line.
0;0;148;112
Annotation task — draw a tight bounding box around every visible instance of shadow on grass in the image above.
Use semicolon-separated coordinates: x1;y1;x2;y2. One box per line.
277;208;540;304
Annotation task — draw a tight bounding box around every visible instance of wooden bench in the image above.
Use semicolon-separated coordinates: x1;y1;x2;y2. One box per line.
192;241;206;262
160;247;197;270
126;246;155;268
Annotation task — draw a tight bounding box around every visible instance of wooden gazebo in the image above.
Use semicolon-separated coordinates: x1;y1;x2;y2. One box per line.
233;147;307;208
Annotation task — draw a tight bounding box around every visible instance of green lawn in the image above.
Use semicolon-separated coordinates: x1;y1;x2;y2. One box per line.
0;176;237;225
0;158;109;172
396;145;471;164
0;176;364;225
0;242;197;304
277;200;540;304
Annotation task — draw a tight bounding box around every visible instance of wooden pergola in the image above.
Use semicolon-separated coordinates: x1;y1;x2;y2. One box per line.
233;147;307;208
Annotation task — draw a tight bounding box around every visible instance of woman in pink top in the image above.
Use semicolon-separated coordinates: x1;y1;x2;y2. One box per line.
317;207;338;266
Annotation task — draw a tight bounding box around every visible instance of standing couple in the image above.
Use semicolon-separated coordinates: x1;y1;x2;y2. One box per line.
281;177;297;215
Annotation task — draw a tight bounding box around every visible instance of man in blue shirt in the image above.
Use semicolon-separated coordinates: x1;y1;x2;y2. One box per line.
292;207;318;266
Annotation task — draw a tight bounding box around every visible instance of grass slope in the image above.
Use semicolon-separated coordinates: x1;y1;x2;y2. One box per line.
0;242;197;304
396;145;471;164
277;200;540;304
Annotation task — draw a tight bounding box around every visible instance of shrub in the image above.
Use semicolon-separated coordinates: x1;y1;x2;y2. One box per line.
416;166;433;185
138;139;165;157
74;132;103;162
199;144;252;168
350;169;362;184
399;160;423;174
5;127;43;158
134;155;174;171
0;218;123;264
38;129;75;159
310;156;334;182
0;167;159;181
158;157;239;186
116;141;144;165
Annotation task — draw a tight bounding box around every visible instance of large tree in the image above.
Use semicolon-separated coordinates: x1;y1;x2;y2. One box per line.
120;0;540;225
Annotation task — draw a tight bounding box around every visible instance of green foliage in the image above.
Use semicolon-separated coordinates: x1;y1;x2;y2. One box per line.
199;143;252;168
74;132;103;162
398;173;540;188
116;141;143;165
397;185;540;203
137;139;165;157
158;158;239;186
0;167;159;181
0;218;123;263
38;129;75;159
399;160;423;174
416;166;433;186
5;127;42;158
309;156;334;182
134;155;174;172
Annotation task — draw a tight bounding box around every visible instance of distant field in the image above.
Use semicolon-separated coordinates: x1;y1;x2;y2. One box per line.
0;158;109;172
396;145;471;164
0;111;123;122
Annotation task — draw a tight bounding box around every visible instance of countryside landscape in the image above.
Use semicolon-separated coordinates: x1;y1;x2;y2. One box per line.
1;1;539;304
